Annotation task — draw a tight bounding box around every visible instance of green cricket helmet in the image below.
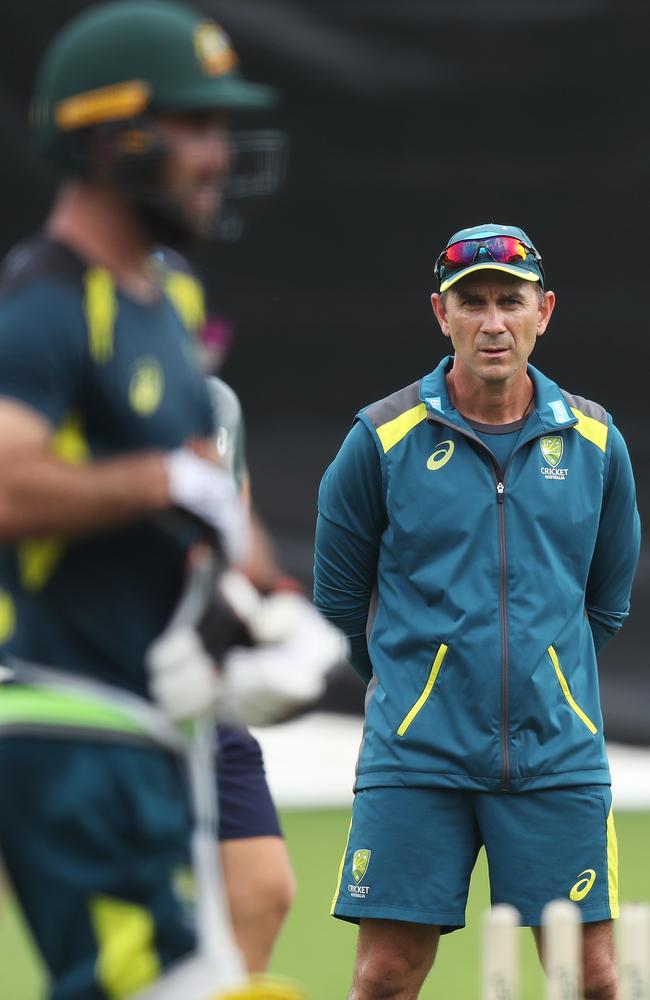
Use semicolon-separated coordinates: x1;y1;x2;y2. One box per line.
31;0;284;239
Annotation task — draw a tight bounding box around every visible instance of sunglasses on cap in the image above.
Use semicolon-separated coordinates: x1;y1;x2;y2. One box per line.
434;236;542;280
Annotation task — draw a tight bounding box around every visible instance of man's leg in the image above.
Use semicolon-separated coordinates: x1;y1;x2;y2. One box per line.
532;920;618;1000
331;788;480;999
349;918;440;1000
221;836;295;973
216;725;295;972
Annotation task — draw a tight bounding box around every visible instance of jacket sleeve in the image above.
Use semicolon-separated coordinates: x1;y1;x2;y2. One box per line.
313;419;386;684
585;422;641;652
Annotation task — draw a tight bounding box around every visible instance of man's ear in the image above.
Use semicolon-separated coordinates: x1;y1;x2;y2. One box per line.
536;289;556;340
431;292;451;339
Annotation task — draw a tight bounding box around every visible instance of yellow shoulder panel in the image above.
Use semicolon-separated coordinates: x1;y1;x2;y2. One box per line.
84;267;117;364
164;270;206;334
376;402;427;454
569;407;608;452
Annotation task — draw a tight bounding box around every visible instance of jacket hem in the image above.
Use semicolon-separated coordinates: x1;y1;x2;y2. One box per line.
353;767;611;792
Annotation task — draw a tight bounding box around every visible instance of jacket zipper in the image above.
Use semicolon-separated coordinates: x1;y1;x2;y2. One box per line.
425;412;563;790
495;473;509;790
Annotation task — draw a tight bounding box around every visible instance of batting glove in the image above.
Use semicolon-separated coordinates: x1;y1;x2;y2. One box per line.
166;449;250;564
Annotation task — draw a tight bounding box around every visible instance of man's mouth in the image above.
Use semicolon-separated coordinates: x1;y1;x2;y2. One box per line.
479;346;509;356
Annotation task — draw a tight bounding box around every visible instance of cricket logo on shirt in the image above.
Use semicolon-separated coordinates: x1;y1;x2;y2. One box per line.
540;436;568;480
348;849;372;898
129;356;165;416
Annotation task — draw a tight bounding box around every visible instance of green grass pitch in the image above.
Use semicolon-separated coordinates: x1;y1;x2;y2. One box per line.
1;808;649;998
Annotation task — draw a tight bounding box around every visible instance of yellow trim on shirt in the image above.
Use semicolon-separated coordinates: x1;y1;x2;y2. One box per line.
164;270;206;334
569;407;608;453
376;403;428;453
548;646;597;735
85;266;117;364
397;644;449;736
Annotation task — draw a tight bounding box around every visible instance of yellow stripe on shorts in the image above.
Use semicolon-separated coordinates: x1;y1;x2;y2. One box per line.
90;895;160;998
330;817;353;915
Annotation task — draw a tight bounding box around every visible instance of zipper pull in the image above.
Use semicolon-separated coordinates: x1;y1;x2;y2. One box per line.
496;482;505;503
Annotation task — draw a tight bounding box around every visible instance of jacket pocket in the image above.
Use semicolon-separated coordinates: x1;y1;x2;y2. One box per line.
548;645;597;735
397;643;448;737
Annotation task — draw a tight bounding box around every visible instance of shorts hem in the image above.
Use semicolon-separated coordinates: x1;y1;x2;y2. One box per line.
520;905;616;927
333;903;465;927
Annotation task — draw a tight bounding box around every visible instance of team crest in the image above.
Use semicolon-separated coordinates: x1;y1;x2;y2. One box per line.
352;849;371;885
129;357;164;416
540;435;563;468
194;22;238;77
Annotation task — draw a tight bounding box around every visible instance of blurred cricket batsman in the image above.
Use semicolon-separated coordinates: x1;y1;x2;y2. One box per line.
0;2;345;998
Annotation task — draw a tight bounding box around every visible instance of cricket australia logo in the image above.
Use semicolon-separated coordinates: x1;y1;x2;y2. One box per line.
540;436;568;481
129;356;164;416
348;849;372;898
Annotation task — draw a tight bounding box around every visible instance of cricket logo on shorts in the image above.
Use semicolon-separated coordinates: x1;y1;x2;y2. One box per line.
352;849;371;885
540;436;568;480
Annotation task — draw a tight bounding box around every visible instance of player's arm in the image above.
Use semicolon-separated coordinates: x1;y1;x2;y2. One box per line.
0;397;171;538
585;422;641;652
0;396;248;563
313;420;386;684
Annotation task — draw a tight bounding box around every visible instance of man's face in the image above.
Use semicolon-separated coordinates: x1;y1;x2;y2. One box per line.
155;111;231;236
430;273;555;386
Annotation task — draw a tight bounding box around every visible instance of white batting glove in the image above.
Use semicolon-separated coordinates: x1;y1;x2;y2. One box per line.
220;595;349;727
146;570;349;726
146;625;223;722
166;449;250;564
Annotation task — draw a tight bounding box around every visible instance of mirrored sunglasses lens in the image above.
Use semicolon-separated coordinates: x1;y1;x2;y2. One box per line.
484;236;527;263
444;240;479;267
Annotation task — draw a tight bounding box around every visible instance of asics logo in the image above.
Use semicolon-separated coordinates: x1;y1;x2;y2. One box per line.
569;869;596;901
427;440;454;471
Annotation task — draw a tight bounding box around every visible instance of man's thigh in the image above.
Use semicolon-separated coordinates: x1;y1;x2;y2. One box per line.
0;736;196;1000
477;785;618;926
331;787;481;930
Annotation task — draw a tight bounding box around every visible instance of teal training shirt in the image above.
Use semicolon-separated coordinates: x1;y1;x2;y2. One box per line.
0;236;214;698
465;416;527;476
314;357;641;792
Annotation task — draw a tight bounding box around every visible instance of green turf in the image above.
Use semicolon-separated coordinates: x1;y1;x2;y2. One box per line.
1;810;648;999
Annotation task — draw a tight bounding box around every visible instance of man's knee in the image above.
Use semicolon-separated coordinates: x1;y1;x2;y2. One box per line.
583;920;618;1000
353;951;426;999
583;958;618;1000
350;920;439;1000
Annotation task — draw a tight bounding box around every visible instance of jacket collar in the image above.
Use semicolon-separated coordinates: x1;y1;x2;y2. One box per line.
418;356;577;434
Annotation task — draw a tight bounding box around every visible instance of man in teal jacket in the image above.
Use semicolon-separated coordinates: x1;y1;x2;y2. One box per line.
314;223;640;999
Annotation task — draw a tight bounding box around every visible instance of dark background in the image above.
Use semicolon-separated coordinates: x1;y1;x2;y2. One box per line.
1;0;648;740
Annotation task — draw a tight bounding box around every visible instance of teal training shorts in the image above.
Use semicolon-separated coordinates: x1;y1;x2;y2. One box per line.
331;785;618;931
0;736;196;1000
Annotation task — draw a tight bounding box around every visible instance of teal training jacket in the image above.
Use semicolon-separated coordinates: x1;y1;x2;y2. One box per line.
314;358;641;793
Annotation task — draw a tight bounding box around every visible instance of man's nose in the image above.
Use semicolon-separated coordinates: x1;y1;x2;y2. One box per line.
208;133;232;174
481;303;507;334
